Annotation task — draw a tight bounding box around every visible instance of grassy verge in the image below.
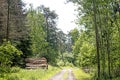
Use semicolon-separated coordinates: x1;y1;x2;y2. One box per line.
0;65;61;80
72;67;120;80
113;77;120;80
72;67;91;80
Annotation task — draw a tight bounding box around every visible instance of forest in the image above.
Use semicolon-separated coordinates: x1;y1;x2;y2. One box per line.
0;0;120;80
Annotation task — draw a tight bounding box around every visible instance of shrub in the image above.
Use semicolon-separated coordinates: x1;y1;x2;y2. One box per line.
0;40;22;73
10;67;21;73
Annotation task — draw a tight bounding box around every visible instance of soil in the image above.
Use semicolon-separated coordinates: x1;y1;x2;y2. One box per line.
48;69;76;80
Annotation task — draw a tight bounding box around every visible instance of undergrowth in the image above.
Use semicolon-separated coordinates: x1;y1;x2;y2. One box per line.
72;67;91;80
0;65;61;80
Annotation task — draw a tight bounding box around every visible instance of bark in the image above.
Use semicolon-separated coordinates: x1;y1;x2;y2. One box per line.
93;0;100;79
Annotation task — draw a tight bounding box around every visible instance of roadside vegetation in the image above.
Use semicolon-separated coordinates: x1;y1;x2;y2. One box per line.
0;0;120;80
63;70;68;80
0;65;61;80
72;68;91;80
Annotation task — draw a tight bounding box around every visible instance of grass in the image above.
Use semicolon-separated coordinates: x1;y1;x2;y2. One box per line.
72;67;92;80
72;67;120;80
58;66;92;80
113;77;120;80
1;66;119;80
0;65;61;80
63;70;68;80
60;66;92;80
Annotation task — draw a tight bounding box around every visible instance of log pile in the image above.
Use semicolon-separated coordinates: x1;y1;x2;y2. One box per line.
25;57;48;69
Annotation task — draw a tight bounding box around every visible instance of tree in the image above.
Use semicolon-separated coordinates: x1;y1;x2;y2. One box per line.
69;28;79;45
0;0;31;67
39;5;60;63
0;0;28;43
72;30;96;67
69;0;120;79
57;30;67;65
27;5;47;57
0;0;8;43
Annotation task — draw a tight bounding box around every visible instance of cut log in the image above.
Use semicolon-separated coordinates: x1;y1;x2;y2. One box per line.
25;57;48;69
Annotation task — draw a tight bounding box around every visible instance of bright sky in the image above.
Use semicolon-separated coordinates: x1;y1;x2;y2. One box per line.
22;0;77;34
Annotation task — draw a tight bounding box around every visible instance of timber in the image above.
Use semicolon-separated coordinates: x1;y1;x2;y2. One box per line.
25;57;48;69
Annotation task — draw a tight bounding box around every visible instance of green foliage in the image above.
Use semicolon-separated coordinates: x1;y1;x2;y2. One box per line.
72;31;96;67
70;0;120;79
69;28;79;45
56;52;74;67
0;0;27;44
72;1;120;76
10;67;21;73
0;0;31;68
73;68;91;80
27;5;67;64
27;5;63;65
40;5;61;63
0;40;22;67
27;5;48;57
57;60;65;66
7;74;21;80
79;41;96;67
17;37;32;58
12;37;33;67
0;66;61;80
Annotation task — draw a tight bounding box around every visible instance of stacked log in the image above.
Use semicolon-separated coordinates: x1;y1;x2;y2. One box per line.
25;57;48;69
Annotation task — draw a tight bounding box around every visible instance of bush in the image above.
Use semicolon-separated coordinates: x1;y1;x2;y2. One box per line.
10;67;20;73
0;66;13;74
0;40;22;67
65;62;74;67
57;60;65;66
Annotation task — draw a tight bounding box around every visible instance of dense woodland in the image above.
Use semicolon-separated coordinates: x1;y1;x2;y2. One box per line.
0;0;120;80
69;0;120;79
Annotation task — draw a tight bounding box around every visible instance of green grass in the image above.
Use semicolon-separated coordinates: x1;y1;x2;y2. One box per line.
72;67;91;80
0;65;61;80
113;77;120;80
63;71;68;80
1;66;119;80
72;67;120;80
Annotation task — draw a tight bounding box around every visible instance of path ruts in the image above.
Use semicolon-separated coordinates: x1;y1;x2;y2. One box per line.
67;69;76;80
48;69;76;80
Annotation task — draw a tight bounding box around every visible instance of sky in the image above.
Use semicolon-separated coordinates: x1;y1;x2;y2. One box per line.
22;0;77;34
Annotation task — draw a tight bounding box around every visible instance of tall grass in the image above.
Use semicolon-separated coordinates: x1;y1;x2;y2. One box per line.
72;67;120;80
0;65;61;80
72;67;91;80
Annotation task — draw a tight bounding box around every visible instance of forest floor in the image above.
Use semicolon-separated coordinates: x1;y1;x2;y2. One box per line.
0;66;91;80
48;69;76;80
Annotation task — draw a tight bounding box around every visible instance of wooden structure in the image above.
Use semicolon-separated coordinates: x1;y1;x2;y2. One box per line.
25;57;48;69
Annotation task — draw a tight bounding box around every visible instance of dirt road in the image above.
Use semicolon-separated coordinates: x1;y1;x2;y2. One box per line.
48;69;76;80
67;69;76;80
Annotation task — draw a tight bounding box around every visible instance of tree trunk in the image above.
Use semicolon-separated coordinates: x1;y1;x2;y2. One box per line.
93;0;100;79
6;0;10;41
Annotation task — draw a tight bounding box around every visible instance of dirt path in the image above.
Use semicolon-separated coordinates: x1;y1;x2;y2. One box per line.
67;69;76;80
48;69;76;80
49;69;67;80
